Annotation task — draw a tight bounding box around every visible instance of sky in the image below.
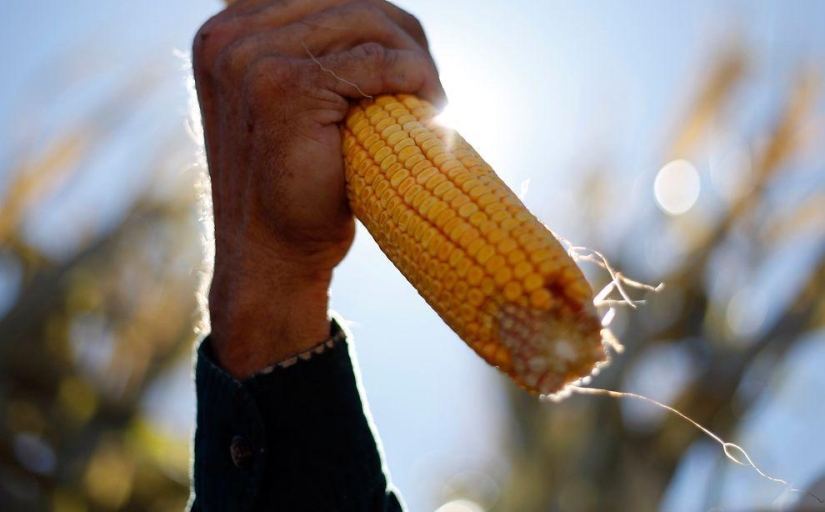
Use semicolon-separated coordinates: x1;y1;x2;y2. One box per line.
2;0;825;510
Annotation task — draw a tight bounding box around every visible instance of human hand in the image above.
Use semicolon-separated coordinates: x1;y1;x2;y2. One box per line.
192;0;445;377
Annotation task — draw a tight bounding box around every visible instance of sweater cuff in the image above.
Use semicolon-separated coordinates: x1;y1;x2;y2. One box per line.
190;317;390;511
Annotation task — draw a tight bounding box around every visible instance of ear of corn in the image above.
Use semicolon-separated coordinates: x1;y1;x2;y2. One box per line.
342;94;606;396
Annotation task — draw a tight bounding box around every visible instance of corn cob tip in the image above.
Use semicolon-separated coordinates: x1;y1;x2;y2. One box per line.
499;301;607;396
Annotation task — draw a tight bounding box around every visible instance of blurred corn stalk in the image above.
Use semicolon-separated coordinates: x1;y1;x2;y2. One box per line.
0;55;202;510
495;42;825;511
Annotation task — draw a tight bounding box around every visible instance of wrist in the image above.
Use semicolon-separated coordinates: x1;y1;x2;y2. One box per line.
208;249;333;379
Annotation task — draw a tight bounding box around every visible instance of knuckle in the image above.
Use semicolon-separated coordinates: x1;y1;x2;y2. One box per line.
367;0;392;9
354;0;379;9
192;15;238;76
353;1;394;28
360;4;395;36
409;15;426;38
402;12;428;46
192;15;220;58
344;2;391;35
215;38;250;80
359;2;388;21
368;0;427;40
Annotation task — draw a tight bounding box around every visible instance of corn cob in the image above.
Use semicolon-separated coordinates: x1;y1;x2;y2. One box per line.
342;94;606;396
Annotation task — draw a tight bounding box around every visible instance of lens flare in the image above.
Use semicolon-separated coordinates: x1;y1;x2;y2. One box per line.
654;159;701;215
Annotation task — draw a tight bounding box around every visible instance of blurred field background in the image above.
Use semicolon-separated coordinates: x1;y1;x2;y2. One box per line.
2;0;825;511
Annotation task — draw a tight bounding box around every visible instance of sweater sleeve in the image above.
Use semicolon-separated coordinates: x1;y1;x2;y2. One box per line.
188;317;404;512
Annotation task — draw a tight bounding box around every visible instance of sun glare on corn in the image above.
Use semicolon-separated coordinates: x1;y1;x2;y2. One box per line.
654;159;701;215
435;96;502;164
434;69;511;173
435;97;496;134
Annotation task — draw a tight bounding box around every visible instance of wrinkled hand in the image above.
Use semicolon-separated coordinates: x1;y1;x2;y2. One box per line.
193;0;445;377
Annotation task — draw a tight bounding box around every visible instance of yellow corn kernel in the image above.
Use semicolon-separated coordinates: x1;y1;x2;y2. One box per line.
342;94;604;396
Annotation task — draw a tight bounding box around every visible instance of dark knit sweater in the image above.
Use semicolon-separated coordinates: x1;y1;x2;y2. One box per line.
189;319;404;511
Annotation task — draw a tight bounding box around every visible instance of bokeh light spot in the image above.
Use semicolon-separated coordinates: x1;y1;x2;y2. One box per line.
13;433;56;475
654;159;701;215
58;376;98;423
726;287;767;341
84;439;134;508
435;498;485;512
